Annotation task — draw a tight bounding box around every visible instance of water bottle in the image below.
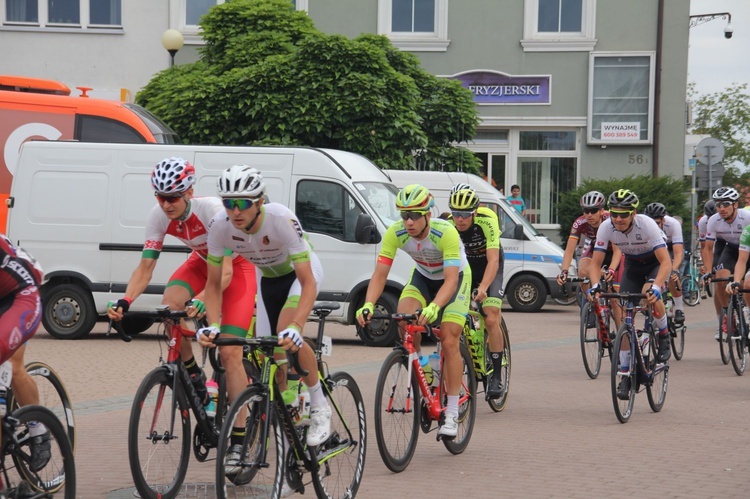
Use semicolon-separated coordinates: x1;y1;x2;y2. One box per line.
282;389;302;425
298;389;311;425
419;355;433;385
205;379;218;418
639;331;650;357
428;352;441;387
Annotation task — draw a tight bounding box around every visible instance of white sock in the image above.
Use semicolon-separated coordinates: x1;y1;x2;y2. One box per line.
446;395;459;417
674;296;683;310
308;380;326;407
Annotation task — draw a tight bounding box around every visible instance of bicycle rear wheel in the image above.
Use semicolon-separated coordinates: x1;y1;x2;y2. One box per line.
442;342;477;455
128;368;191;499
10;361;76;453
486;318;511;412
216;386;283;498
611;325;636;423
312;371;367;499
681;276;700;307
12;405;76;498
727;299;747;376
580;302;603;379
670;320;686;361
645;329;668;414
719;307;730;365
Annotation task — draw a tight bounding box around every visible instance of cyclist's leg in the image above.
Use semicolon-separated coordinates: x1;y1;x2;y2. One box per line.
9;345;37;406
398;268;435;356
163;253;208;362
577;257;593;294
483;272;505;395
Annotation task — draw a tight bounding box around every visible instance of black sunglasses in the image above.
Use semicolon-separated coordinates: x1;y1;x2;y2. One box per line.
582;208;600;215
400;212;426;221
609;210;633;219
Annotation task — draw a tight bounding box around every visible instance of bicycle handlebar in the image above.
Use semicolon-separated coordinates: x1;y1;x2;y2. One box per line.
107;306;195;343
210;335;308;377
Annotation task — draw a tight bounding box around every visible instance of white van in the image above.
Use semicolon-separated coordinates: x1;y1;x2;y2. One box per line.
8;141;414;346
384;170;569;312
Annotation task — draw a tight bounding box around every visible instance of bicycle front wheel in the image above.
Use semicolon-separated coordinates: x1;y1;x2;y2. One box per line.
312;371;367;499
128;368;191;499
10;361;76;453
216;385;283;498
727;299;747;376
580;302;603;379
611;325;636;423
719;308;730;365
681;276;700;307
486;318;511;412
442;342;477;455
12;405;76;498
374;349;419;473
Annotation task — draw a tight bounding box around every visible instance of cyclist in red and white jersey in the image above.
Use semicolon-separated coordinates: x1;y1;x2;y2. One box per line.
107;157;256;404
703;187;750;339
0;235;49;473
588;189;672;399
643;202;685;326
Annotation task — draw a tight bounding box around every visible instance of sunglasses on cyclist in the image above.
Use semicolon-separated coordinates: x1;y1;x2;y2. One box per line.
400;211;426;221
222;198;256;211
609;210;633;219
716;201;734;208
451;210;475;219
155;193;183;204
582;208;600;215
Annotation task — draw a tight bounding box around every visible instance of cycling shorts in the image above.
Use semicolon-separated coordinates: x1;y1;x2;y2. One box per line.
713;243;739;275
620;256;660;297
401;268;472;326
0;286;42;364
168;251;256;337
472;270;504;309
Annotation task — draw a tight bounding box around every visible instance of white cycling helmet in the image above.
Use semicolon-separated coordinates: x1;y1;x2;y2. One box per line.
712;186;740;203
580;191;605;209
151;157;196;195
217;165;265;199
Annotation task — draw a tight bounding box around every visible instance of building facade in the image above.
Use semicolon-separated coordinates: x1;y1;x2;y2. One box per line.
1;0;690;233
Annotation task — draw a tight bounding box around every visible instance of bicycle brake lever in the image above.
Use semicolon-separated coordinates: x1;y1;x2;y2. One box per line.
287;351;309;377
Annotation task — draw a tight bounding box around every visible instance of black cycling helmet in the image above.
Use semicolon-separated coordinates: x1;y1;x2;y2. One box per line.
704;199;716;217
644;202;667;219
607;189;639;210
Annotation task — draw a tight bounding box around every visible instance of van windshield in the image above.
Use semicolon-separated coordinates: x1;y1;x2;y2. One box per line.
124;104;180;144
498;198;540;238
354;182;400;226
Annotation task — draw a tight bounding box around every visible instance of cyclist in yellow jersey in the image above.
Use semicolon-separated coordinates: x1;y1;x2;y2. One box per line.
357;184;471;439
446;183;506;398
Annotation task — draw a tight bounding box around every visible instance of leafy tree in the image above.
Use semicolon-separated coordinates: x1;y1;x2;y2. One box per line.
557;175;691;245
136;0;480;172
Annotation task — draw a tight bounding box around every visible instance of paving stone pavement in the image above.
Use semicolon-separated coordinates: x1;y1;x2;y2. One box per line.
23;300;750;498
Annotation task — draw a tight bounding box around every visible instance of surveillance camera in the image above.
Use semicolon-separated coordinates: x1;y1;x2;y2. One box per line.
725;23;734;39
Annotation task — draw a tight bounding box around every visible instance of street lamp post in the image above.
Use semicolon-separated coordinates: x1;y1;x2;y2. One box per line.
161;29;184;68
689;12;733;38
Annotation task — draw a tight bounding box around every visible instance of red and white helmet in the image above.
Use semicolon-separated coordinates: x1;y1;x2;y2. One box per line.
151;157;196;195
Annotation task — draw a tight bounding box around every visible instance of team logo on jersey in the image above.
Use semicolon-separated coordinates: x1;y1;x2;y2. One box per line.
596;241;605;247
290;219;303;239
232;236;244;241
263;236;270;245
636;234;642;241
8;327;21;351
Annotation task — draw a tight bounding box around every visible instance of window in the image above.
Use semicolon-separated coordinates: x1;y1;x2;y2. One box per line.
377;0;449;52
521;0;596;52
587;52;654;145
77;115;146;143
517;130;578;226
4;0;120;27
296;181;363;242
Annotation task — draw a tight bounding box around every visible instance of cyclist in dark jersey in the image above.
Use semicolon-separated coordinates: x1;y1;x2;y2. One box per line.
447;183;506;398
0;235;49;472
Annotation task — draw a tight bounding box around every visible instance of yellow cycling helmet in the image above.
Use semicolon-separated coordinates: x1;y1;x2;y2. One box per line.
449;183;480;211
396;184;434;212
607;189;639;210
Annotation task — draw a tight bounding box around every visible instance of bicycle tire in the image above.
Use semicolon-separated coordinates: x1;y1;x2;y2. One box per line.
9;361;76;454
442;342;477;455
128;368;191;499
727;299;747;376
646;328;669;412
374;349;420;473
579;302;603;379
11;404;76;498
215;385;283;498
670;320;686;361
553;295;577;306
719;307;730;365
486;318;511;412
681;276;700;307
312;371;367;499
611;324;635;424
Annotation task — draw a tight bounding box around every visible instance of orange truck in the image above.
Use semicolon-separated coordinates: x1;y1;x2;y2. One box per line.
0;75;179;231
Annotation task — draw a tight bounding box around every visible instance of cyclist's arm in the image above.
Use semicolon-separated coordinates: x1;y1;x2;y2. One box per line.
288;258;317;331
588;250;606;287
653;246;672;290
192;255;234;303
732;249;749;286
478;247;499;296
671;243;684;273
559;235;579;276
362;262;390;307
122;257;158;303
702;240;715;275
609;244;623;272
204;255;224;329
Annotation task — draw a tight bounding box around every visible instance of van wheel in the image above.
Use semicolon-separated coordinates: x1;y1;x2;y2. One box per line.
356;291;399;347
506;275;546;313
42;283;97;339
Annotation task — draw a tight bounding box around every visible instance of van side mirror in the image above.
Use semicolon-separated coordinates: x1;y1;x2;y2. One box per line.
354;213;381;244
513;224;525;240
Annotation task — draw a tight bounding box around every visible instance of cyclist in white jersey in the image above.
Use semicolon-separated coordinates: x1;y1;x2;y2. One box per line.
107;157;256;405
588;189;672;399
197;165;331;479
703;187;750;339
698;200;721;319
643;203;685;326
356;184;471;439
